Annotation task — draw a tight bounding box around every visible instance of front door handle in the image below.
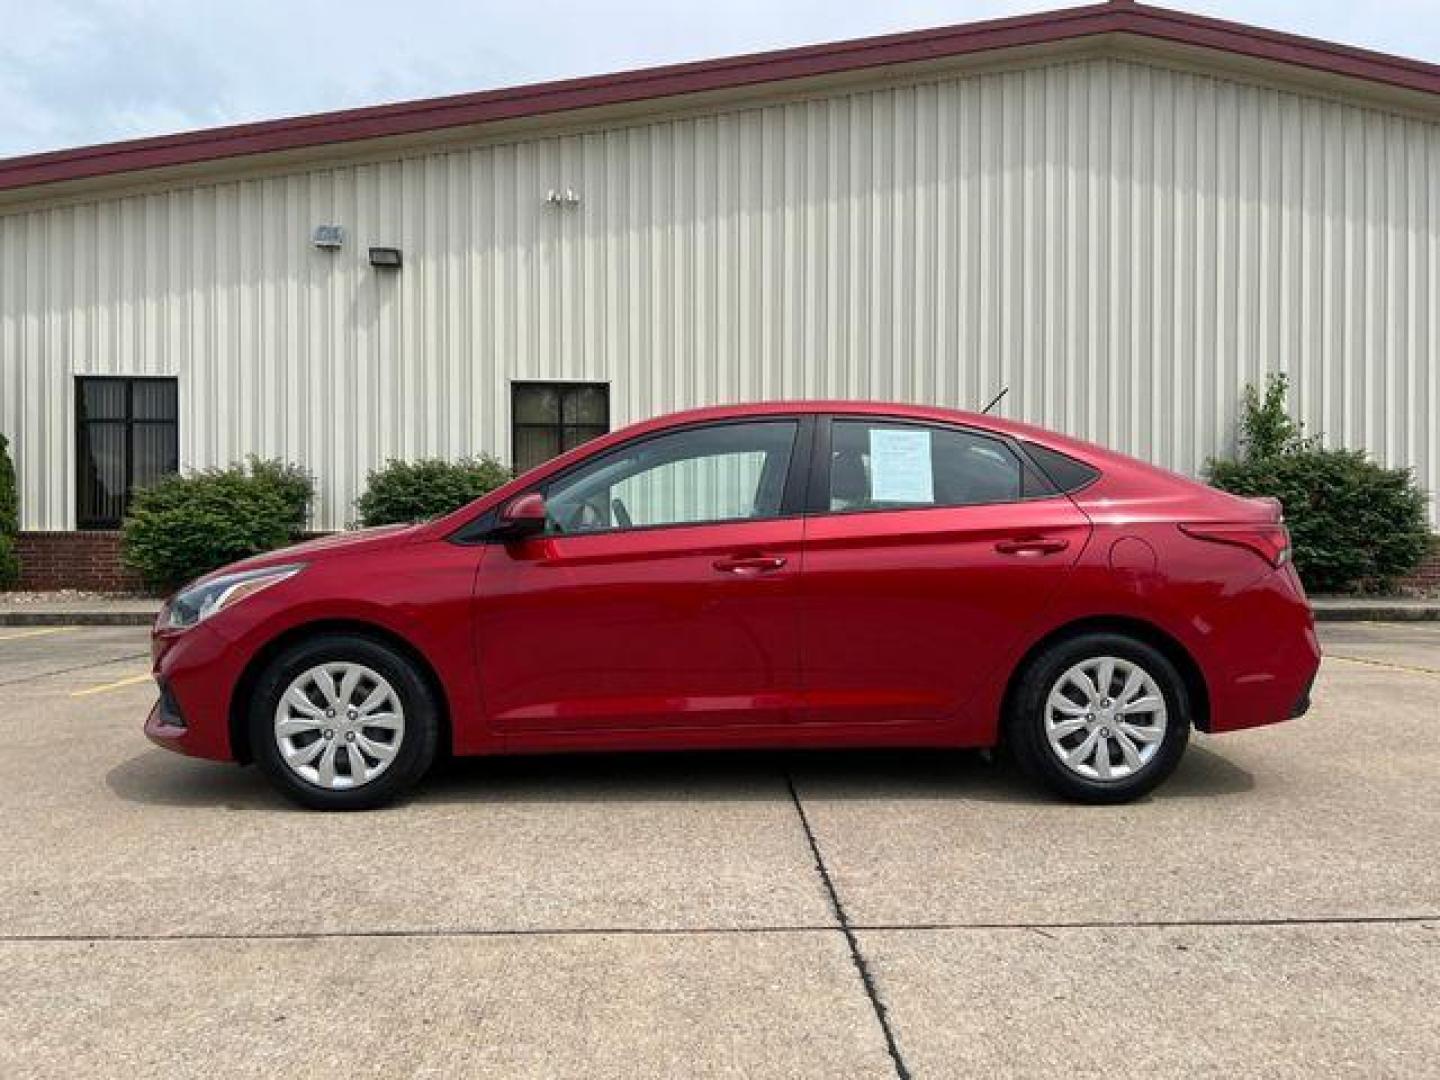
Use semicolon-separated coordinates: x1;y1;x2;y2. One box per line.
713;555;787;575
994;537;1070;556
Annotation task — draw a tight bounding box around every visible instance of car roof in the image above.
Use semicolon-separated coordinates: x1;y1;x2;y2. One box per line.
621;400;1107;457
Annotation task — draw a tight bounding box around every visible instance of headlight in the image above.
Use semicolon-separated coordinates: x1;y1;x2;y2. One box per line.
165;564;306;630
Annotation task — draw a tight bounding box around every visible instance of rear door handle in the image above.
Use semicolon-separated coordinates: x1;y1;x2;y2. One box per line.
994;537;1070;556
713;555;788;574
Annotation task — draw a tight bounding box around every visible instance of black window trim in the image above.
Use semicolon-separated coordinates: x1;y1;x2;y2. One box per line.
74;375;179;530
452;410;1095;545
510;380;611;475
458;415;815;544
805;413;1067;518
1017;438;1103;496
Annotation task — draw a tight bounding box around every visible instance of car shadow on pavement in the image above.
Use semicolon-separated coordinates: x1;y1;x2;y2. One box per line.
422;750;788;803
419;742;1254;807
1151;741;1257;799
107;741;1253;810
766;742;1253;805
105;750;290;811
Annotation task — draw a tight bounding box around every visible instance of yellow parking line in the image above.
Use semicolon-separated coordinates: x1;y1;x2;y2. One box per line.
71;672;154;697
0;626;72;642
1326;654;1440;678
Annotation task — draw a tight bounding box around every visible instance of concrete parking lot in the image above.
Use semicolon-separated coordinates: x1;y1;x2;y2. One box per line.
0;622;1436;1078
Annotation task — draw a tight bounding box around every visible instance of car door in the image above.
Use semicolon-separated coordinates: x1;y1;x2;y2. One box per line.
474;417;810;736
799;415;1091;731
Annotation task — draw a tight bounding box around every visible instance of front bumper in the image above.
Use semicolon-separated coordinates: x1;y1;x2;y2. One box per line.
142;675;190;748
146;620;247;761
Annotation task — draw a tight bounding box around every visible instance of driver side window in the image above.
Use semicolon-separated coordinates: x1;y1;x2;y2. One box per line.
544;420;798;534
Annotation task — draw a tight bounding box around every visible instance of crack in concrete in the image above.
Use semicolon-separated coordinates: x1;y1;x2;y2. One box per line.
785;771;912;1080
0;652;150;689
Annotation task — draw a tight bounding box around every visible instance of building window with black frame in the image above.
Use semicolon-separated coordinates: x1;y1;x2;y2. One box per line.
511;382;609;474
76;377;179;529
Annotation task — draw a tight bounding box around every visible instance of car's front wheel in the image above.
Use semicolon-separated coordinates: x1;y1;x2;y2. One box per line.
1008;632;1190;804
249;634;439;810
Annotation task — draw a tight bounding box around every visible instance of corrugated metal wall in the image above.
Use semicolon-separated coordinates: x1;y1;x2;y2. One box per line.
2;56;1437;530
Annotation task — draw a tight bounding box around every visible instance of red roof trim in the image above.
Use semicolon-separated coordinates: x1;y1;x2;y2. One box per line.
2;1;1438;194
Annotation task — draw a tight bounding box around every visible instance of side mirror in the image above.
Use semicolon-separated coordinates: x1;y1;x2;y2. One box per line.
491;491;547;541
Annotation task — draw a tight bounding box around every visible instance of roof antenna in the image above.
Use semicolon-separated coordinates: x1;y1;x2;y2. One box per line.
980;386;1009;415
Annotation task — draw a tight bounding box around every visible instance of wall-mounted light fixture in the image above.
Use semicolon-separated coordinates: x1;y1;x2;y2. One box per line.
368;247;403;270
312;225;345;250
545;188;582;207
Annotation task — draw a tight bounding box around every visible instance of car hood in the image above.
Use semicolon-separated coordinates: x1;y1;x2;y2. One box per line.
221;523;421;574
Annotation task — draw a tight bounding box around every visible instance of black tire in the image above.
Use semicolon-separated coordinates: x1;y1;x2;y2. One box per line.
248;634;439;811
1007;632;1191;804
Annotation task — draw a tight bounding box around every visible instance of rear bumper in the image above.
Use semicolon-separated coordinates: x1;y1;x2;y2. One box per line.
1290;673;1316;719
1202;567;1321;734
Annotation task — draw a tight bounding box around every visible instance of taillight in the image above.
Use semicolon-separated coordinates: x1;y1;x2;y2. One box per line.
1180;523;1292;567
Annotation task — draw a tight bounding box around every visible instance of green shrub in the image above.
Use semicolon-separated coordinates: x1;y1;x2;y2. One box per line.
121;456;315;591
1209;450;1429;593
356;456;511;526
0;433;17;589
1231;372;1316;459
1207;374;1430;593
244;456;314;537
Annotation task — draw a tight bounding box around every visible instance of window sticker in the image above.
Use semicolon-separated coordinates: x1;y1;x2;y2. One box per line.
869;428;933;503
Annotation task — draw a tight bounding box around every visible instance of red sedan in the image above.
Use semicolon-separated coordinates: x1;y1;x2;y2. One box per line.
147;402;1320;810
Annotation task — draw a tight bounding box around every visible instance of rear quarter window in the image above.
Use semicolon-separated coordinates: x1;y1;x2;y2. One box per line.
1022;442;1101;494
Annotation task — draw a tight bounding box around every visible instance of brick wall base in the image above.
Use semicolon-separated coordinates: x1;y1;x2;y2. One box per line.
1395;536;1440;595
14;531;146;593
9;530;336;594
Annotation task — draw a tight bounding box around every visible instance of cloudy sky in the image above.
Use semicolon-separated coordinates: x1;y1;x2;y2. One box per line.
2;0;1436;159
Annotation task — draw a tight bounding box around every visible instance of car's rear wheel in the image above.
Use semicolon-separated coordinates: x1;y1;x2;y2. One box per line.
249;634;439;810
1008;632;1190;804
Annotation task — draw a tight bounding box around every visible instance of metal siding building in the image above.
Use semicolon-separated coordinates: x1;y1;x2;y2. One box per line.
1;2;1438;537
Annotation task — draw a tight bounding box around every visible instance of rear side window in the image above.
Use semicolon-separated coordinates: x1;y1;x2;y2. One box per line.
827;420;1028;511
1022;442;1101;494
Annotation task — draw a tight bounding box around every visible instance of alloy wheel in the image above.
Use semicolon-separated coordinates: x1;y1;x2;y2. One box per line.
1043;655;1168;782
273;662;406;790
